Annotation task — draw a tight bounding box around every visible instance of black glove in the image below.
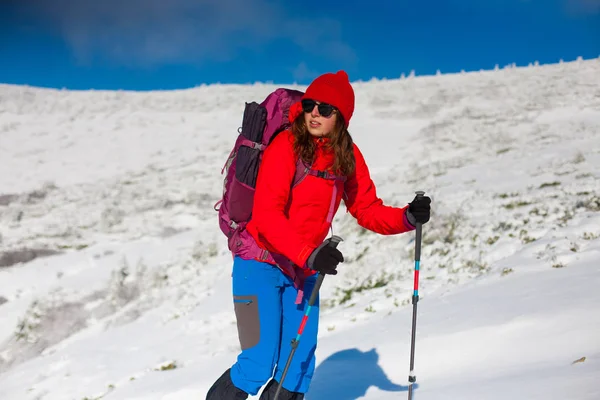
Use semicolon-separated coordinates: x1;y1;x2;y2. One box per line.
306;239;344;275
406;194;431;225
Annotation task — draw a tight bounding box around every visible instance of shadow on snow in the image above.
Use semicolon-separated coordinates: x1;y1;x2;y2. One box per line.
307;347;416;399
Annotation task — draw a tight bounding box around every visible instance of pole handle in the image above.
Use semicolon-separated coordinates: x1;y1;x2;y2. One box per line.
308;235;343;307
327;235;343;248
413;191;425;262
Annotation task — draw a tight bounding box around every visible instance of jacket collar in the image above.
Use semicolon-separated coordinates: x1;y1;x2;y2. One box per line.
312;135;331;147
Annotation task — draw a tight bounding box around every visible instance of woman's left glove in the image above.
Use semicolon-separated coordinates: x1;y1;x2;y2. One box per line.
306;240;344;275
406;194;431;225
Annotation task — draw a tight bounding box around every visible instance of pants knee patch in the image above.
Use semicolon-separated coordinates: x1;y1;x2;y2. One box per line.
234;295;260;350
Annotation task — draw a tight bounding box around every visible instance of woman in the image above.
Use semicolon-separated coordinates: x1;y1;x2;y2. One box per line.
207;70;431;400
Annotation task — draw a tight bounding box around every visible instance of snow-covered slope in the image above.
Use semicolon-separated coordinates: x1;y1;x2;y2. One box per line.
1;58;599;400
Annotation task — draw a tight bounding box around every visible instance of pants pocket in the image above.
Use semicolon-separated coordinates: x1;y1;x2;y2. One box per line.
233;295;260;350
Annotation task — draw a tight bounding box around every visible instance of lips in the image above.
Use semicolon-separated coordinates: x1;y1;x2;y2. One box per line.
309;120;321;128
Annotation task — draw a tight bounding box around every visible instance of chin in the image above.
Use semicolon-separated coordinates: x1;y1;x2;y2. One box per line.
307;128;326;137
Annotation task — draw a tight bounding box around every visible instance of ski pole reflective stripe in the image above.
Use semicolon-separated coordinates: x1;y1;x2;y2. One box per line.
296;307;312;340
413;260;420;296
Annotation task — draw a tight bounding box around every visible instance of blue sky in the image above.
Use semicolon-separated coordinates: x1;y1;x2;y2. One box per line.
1;0;599;90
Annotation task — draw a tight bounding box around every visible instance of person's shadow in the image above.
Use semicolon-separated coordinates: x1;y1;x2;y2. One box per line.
306;348;416;399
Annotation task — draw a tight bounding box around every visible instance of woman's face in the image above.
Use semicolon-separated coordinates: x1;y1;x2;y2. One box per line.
303;101;338;137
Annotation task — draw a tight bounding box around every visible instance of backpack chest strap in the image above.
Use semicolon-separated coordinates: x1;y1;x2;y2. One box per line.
307;169;347;182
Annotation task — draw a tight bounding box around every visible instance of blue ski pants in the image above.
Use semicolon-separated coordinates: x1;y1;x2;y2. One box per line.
229;256;319;396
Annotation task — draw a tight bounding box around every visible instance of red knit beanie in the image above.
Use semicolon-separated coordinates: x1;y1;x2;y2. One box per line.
289;70;355;127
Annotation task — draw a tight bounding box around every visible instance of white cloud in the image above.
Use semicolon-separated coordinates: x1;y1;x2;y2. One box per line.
291;62;320;82
14;0;357;69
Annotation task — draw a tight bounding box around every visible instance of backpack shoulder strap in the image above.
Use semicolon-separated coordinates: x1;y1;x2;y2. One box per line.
292;158;310;188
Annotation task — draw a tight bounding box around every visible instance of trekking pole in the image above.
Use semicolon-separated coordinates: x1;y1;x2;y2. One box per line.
274;235;343;400
408;191;425;400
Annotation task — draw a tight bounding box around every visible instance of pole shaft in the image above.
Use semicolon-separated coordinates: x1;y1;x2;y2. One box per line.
274;236;342;400
408;191;425;400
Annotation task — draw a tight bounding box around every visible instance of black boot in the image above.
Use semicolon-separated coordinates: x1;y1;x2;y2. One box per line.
259;378;304;400
206;368;249;400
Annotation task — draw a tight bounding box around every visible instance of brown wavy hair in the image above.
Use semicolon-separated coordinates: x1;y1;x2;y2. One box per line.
290;111;355;176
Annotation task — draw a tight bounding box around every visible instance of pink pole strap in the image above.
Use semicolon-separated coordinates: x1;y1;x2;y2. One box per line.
327;184;338;223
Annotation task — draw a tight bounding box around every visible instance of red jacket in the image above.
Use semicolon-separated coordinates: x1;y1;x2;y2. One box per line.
246;130;415;270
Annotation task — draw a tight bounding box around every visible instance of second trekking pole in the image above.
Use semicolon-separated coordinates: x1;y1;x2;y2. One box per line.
408;190;425;400
274;235;343;400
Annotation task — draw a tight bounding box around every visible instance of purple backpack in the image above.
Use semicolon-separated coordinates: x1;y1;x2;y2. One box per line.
214;88;346;272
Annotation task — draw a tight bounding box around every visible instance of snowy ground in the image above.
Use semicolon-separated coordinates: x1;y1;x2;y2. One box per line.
1;58;599;399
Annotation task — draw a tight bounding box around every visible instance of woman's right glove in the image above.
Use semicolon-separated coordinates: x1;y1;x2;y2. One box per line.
406;194;431;225
306;239;344;275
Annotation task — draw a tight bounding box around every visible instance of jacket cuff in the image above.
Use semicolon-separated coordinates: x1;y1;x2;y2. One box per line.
297;244;317;268
403;209;416;230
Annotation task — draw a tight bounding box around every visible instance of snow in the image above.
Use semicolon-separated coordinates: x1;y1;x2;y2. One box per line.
1;57;600;399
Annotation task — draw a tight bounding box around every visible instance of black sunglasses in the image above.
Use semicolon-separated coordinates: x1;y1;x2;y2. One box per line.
301;99;336;117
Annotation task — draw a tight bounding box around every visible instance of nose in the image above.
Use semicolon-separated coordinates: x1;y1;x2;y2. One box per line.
310;104;320;117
